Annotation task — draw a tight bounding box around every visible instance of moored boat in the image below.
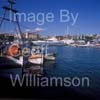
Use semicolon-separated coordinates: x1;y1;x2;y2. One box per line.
28;54;43;65
44;45;56;61
28;45;44;65
6;43;23;66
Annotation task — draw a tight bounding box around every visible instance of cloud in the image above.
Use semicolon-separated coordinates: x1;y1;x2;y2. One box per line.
34;27;45;32
25;29;32;32
25;28;45;33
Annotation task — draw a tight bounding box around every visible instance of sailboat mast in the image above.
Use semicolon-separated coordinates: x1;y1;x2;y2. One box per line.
65;25;69;38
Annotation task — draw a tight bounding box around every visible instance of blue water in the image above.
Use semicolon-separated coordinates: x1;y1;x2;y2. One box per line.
44;46;100;76
0;46;100;99
43;46;100;98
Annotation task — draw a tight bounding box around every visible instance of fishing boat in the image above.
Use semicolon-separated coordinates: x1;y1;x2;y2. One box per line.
0;43;23;69
6;43;23;66
0;0;23;68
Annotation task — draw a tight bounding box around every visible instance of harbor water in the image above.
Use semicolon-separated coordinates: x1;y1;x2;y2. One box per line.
0;46;100;99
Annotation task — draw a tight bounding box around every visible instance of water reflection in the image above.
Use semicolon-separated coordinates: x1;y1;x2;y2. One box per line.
23;65;43;76
43;60;55;67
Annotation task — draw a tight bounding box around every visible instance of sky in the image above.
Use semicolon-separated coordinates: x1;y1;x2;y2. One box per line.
0;0;100;36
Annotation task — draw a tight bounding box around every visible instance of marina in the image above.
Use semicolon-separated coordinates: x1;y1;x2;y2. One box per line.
0;0;100;100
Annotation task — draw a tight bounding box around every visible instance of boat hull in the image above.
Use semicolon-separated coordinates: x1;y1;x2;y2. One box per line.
28;57;43;65
44;55;55;61
0;57;22;69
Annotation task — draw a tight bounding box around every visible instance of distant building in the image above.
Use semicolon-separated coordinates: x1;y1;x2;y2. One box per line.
56;36;64;40
0;33;14;41
23;32;40;40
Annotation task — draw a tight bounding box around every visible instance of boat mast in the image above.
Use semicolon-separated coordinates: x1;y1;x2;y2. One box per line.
45;44;48;56
65;25;69;39
0;0;23;41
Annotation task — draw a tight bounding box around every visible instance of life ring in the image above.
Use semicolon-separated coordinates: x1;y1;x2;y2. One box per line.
6;44;20;57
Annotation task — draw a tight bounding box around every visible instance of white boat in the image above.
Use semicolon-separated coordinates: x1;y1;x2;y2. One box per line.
44;54;55;61
32;40;46;45
32;37;64;46
28;46;44;65
61;39;74;45
28;54;43;65
76;41;94;47
44;45;56;61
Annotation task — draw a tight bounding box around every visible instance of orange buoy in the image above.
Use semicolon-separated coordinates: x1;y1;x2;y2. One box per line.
6;44;19;57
